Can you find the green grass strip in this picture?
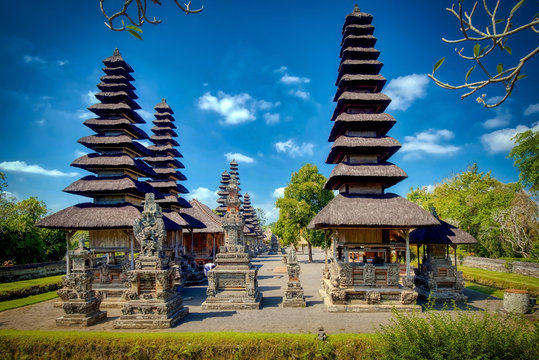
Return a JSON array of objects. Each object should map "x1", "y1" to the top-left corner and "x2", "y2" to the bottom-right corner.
[
  {"x1": 460, "y1": 266, "x2": 539, "y2": 296},
  {"x1": 0, "y1": 275, "x2": 63, "y2": 301},
  {"x1": 464, "y1": 283, "x2": 505, "y2": 299},
  {"x1": 0, "y1": 291, "x2": 58, "y2": 312}
]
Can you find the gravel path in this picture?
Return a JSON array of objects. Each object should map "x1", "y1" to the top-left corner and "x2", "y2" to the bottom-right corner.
[{"x1": 0, "y1": 249, "x2": 502, "y2": 334}]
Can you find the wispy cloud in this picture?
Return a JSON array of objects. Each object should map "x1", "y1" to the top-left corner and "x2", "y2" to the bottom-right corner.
[
  {"x1": 137, "y1": 109, "x2": 154, "y2": 122},
  {"x1": 77, "y1": 110, "x2": 93, "y2": 120},
  {"x1": 385, "y1": 74, "x2": 429, "y2": 111},
  {"x1": 263, "y1": 112, "x2": 280, "y2": 125},
  {"x1": 280, "y1": 74, "x2": 310, "y2": 85},
  {"x1": 224, "y1": 152, "x2": 255, "y2": 163},
  {"x1": 187, "y1": 187, "x2": 218, "y2": 206},
  {"x1": 74, "y1": 150, "x2": 88, "y2": 158},
  {"x1": 482, "y1": 108, "x2": 511, "y2": 129},
  {"x1": 83, "y1": 91, "x2": 98, "y2": 106},
  {"x1": 288, "y1": 89, "x2": 310, "y2": 100},
  {"x1": 401, "y1": 129, "x2": 460, "y2": 159},
  {"x1": 524, "y1": 103, "x2": 539, "y2": 116},
  {"x1": 272, "y1": 187, "x2": 285, "y2": 198},
  {"x1": 274, "y1": 139, "x2": 314, "y2": 157},
  {"x1": 197, "y1": 91, "x2": 279, "y2": 125},
  {"x1": 23, "y1": 55, "x2": 68, "y2": 66},
  {"x1": 480, "y1": 122, "x2": 539, "y2": 154},
  {"x1": 0, "y1": 161, "x2": 78, "y2": 177}
]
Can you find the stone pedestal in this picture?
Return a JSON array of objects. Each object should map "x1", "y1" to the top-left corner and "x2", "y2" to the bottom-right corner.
[
  {"x1": 503, "y1": 289, "x2": 530, "y2": 314},
  {"x1": 56, "y1": 245, "x2": 106, "y2": 326},
  {"x1": 268, "y1": 235, "x2": 280, "y2": 255},
  {"x1": 283, "y1": 247, "x2": 306, "y2": 307},
  {"x1": 202, "y1": 245, "x2": 262, "y2": 310}
]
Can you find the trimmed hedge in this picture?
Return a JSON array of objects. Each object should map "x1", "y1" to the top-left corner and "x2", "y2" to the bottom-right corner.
[
  {"x1": 460, "y1": 266, "x2": 539, "y2": 297},
  {"x1": 0, "y1": 275, "x2": 63, "y2": 301},
  {"x1": 0, "y1": 331, "x2": 378, "y2": 360}
]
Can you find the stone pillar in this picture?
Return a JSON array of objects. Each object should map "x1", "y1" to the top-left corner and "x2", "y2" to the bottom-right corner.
[
  {"x1": 130, "y1": 233, "x2": 135, "y2": 270},
  {"x1": 65, "y1": 232, "x2": 72, "y2": 275},
  {"x1": 283, "y1": 246, "x2": 306, "y2": 307},
  {"x1": 405, "y1": 231, "x2": 411, "y2": 277},
  {"x1": 503, "y1": 289, "x2": 530, "y2": 314}
]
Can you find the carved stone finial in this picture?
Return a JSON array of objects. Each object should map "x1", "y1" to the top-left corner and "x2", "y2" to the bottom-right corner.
[
  {"x1": 133, "y1": 193, "x2": 166, "y2": 258},
  {"x1": 113, "y1": 48, "x2": 120, "y2": 56},
  {"x1": 161, "y1": 98, "x2": 166, "y2": 103},
  {"x1": 353, "y1": 4, "x2": 360, "y2": 13}
]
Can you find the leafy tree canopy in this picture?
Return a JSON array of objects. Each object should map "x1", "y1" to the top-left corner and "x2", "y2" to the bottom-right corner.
[{"x1": 508, "y1": 130, "x2": 539, "y2": 193}]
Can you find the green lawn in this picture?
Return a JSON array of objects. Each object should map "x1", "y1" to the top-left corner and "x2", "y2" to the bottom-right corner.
[
  {"x1": 0, "y1": 291, "x2": 58, "y2": 312},
  {"x1": 464, "y1": 283, "x2": 504, "y2": 299},
  {"x1": 0, "y1": 275, "x2": 63, "y2": 301},
  {"x1": 459, "y1": 265, "x2": 539, "y2": 296}
]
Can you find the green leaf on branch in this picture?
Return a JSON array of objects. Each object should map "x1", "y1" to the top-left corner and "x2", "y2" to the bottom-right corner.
[
  {"x1": 126, "y1": 25, "x2": 142, "y2": 33},
  {"x1": 478, "y1": 45, "x2": 489, "y2": 56},
  {"x1": 495, "y1": 19, "x2": 505, "y2": 24},
  {"x1": 473, "y1": 43, "x2": 480, "y2": 57},
  {"x1": 510, "y1": 0, "x2": 525, "y2": 15},
  {"x1": 497, "y1": 64, "x2": 503, "y2": 74},
  {"x1": 516, "y1": 74, "x2": 528, "y2": 81},
  {"x1": 505, "y1": 46, "x2": 512, "y2": 55},
  {"x1": 433, "y1": 57, "x2": 445, "y2": 73},
  {"x1": 465, "y1": 66, "x2": 476, "y2": 82},
  {"x1": 127, "y1": 29, "x2": 142, "y2": 40},
  {"x1": 121, "y1": 19, "x2": 125, "y2": 26}
]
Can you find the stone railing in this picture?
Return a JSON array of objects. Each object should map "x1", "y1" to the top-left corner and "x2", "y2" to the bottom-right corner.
[
  {"x1": 0, "y1": 261, "x2": 65, "y2": 283},
  {"x1": 459, "y1": 256, "x2": 539, "y2": 278}
]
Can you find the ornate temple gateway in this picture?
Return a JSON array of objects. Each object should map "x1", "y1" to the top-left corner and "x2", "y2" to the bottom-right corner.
[
  {"x1": 308, "y1": 6, "x2": 439, "y2": 312},
  {"x1": 202, "y1": 174, "x2": 262, "y2": 310}
]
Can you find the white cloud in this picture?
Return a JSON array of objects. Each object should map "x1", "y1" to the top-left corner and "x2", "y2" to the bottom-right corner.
[
  {"x1": 280, "y1": 74, "x2": 310, "y2": 85},
  {"x1": 288, "y1": 89, "x2": 310, "y2": 100},
  {"x1": 274, "y1": 66, "x2": 288, "y2": 73},
  {"x1": 224, "y1": 152, "x2": 255, "y2": 164},
  {"x1": 187, "y1": 187, "x2": 219, "y2": 206},
  {"x1": 263, "y1": 112, "x2": 280, "y2": 125},
  {"x1": 385, "y1": 74, "x2": 429, "y2": 111},
  {"x1": 401, "y1": 129, "x2": 460, "y2": 159},
  {"x1": 524, "y1": 103, "x2": 539, "y2": 116},
  {"x1": 83, "y1": 91, "x2": 98, "y2": 106},
  {"x1": 197, "y1": 91, "x2": 278, "y2": 125},
  {"x1": 134, "y1": 140, "x2": 151, "y2": 148},
  {"x1": 274, "y1": 139, "x2": 314, "y2": 157},
  {"x1": 202, "y1": 82, "x2": 209, "y2": 87},
  {"x1": 1, "y1": 191, "x2": 18, "y2": 201},
  {"x1": 137, "y1": 109, "x2": 154, "y2": 122},
  {"x1": 56, "y1": 60, "x2": 69, "y2": 66},
  {"x1": 23, "y1": 55, "x2": 46, "y2": 64},
  {"x1": 480, "y1": 122, "x2": 539, "y2": 154},
  {"x1": 272, "y1": 187, "x2": 285, "y2": 198},
  {"x1": 0, "y1": 161, "x2": 78, "y2": 177},
  {"x1": 77, "y1": 110, "x2": 93, "y2": 120},
  {"x1": 482, "y1": 108, "x2": 511, "y2": 129},
  {"x1": 74, "y1": 150, "x2": 88, "y2": 158},
  {"x1": 35, "y1": 119, "x2": 45, "y2": 125}
]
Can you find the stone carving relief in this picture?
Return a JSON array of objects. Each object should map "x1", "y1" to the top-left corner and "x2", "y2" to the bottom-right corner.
[{"x1": 363, "y1": 264, "x2": 375, "y2": 286}]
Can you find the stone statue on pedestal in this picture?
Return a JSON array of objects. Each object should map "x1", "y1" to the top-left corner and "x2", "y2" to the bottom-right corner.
[{"x1": 283, "y1": 246, "x2": 306, "y2": 307}]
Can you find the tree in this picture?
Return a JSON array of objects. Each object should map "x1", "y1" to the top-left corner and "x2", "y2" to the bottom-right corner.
[
  {"x1": 429, "y1": 0, "x2": 538, "y2": 108},
  {"x1": 407, "y1": 164, "x2": 538, "y2": 259},
  {"x1": 100, "y1": 0, "x2": 203, "y2": 39},
  {"x1": 508, "y1": 130, "x2": 539, "y2": 193},
  {"x1": 255, "y1": 207, "x2": 267, "y2": 227},
  {"x1": 274, "y1": 164, "x2": 334, "y2": 262},
  {"x1": 0, "y1": 172, "x2": 66, "y2": 265}
]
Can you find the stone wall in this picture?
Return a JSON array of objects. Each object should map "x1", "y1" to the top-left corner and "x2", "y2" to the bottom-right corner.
[
  {"x1": 0, "y1": 261, "x2": 65, "y2": 283},
  {"x1": 459, "y1": 256, "x2": 539, "y2": 278}
]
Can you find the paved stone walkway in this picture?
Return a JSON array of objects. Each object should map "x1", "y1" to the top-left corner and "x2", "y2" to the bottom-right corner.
[{"x1": 0, "y1": 249, "x2": 502, "y2": 333}]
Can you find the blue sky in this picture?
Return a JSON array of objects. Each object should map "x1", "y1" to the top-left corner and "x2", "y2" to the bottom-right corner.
[{"x1": 1, "y1": 1, "x2": 538, "y2": 224}]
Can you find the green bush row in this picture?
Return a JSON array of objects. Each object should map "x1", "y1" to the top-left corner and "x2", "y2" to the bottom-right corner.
[
  {"x1": 460, "y1": 266, "x2": 539, "y2": 297},
  {"x1": 0, "y1": 331, "x2": 377, "y2": 360},
  {"x1": 0, "y1": 275, "x2": 63, "y2": 301}
]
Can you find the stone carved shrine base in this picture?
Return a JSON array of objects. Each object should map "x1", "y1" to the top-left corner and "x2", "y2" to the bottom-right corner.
[{"x1": 202, "y1": 246, "x2": 262, "y2": 310}]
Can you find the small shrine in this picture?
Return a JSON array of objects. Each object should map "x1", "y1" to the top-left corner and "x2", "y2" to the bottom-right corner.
[
  {"x1": 114, "y1": 193, "x2": 188, "y2": 329},
  {"x1": 56, "y1": 238, "x2": 107, "y2": 326},
  {"x1": 282, "y1": 247, "x2": 306, "y2": 307},
  {"x1": 410, "y1": 217, "x2": 477, "y2": 301},
  {"x1": 268, "y1": 234, "x2": 280, "y2": 255},
  {"x1": 202, "y1": 174, "x2": 262, "y2": 310},
  {"x1": 308, "y1": 6, "x2": 439, "y2": 312}
]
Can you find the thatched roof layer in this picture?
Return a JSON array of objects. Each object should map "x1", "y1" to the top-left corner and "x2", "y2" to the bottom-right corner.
[
  {"x1": 83, "y1": 119, "x2": 149, "y2": 140},
  {"x1": 410, "y1": 219, "x2": 477, "y2": 245},
  {"x1": 326, "y1": 135, "x2": 401, "y2": 163},
  {"x1": 64, "y1": 175, "x2": 162, "y2": 198},
  {"x1": 71, "y1": 153, "x2": 155, "y2": 177},
  {"x1": 324, "y1": 162, "x2": 407, "y2": 190},
  {"x1": 182, "y1": 199, "x2": 224, "y2": 233},
  {"x1": 102, "y1": 49, "x2": 134, "y2": 72},
  {"x1": 329, "y1": 113, "x2": 395, "y2": 140},
  {"x1": 308, "y1": 193, "x2": 440, "y2": 229}
]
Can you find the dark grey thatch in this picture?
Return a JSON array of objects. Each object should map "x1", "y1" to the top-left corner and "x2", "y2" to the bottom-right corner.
[
  {"x1": 153, "y1": 120, "x2": 176, "y2": 129},
  {"x1": 334, "y1": 74, "x2": 386, "y2": 100},
  {"x1": 71, "y1": 154, "x2": 155, "y2": 177},
  {"x1": 151, "y1": 127, "x2": 177, "y2": 137},
  {"x1": 152, "y1": 168, "x2": 187, "y2": 181},
  {"x1": 143, "y1": 156, "x2": 184, "y2": 169},
  {"x1": 95, "y1": 93, "x2": 140, "y2": 110},
  {"x1": 154, "y1": 99, "x2": 174, "y2": 113},
  {"x1": 148, "y1": 145, "x2": 182, "y2": 158},
  {"x1": 78, "y1": 135, "x2": 151, "y2": 157},
  {"x1": 324, "y1": 162, "x2": 407, "y2": 190},
  {"x1": 83, "y1": 118, "x2": 149, "y2": 140},
  {"x1": 103, "y1": 49, "x2": 134, "y2": 72},
  {"x1": 329, "y1": 113, "x2": 395, "y2": 141},
  {"x1": 332, "y1": 92, "x2": 391, "y2": 119},
  {"x1": 337, "y1": 60, "x2": 383, "y2": 84},
  {"x1": 150, "y1": 135, "x2": 179, "y2": 146},
  {"x1": 340, "y1": 46, "x2": 380, "y2": 61},
  {"x1": 343, "y1": 6, "x2": 372, "y2": 29},
  {"x1": 308, "y1": 193, "x2": 440, "y2": 230},
  {"x1": 410, "y1": 219, "x2": 477, "y2": 245},
  {"x1": 64, "y1": 175, "x2": 162, "y2": 198},
  {"x1": 182, "y1": 199, "x2": 224, "y2": 234},
  {"x1": 326, "y1": 135, "x2": 401, "y2": 163},
  {"x1": 101, "y1": 74, "x2": 134, "y2": 82},
  {"x1": 97, "y1": 81, "x2": 135, "y2": 92},
  {"x1": 343, "y1": 24, "x2": 374, "y2": 37},
  {"x1": 341, "y1": 35, "x2": 377, "y2": 49}
]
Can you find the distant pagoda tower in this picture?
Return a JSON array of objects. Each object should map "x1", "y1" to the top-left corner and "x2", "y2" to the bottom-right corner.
[
  {"x1": 202, "y1": 174, "x2": 262, "y2": 310},
  {"x1": 215, "y1": 170, "x2": 230, "y2": 216},
  {"x1": 229, "y1": 159, "x2": 239, "y2": 180},
  {"x1": 308, "y1": 6, "x2": 439, "y2": 312},
  {"x1": 241, "y1": 193, "x2": 258, "y2": 254},
  {"x1": 145, "y1": 99, "x2": 190, "y2": 212}
]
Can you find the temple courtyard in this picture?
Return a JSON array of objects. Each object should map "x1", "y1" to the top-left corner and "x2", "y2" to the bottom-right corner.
[{"x1": 0, "y1": 249, "x2": 502, "y2": 334}]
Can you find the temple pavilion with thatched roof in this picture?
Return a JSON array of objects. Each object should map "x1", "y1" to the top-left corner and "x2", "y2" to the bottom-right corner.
[
  {"x1": 37, "y1": 49, "x2": 196, "y2": 307},
  {"x1": 308, "y1": 6, "x2": 439, "y2": 312},
  {"x1": 409, "y1": 216, "x2": 477, "y2": 301}
]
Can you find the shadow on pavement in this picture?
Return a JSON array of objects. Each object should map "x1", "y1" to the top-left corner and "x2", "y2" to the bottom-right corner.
[
  {"x1": 262, "y1": 296, "x2": 282, "y2": 308},
  {"x1": 178, "y1": 311, "x2": 237, "y2": 324}
]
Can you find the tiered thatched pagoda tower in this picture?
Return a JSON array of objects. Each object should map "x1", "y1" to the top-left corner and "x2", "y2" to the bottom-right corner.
[
  {"x1": 241, "y1": 193, "x2": 258, "y2": 255},
  {"x1": 37, "y1": 49, "x2": 182, "y2": 308},
  {"x1": 215, "y1": 170, "x2": 230, "y2": 216},
  {"x1": 308, "y1": 6, "x2": 439, "y2": 311}
]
